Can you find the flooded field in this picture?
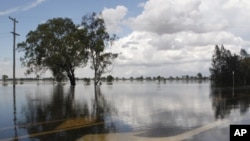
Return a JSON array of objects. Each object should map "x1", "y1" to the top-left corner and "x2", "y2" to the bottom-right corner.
[{"x1": 1, "y1": 80, "x2": 250, "y2": 141}]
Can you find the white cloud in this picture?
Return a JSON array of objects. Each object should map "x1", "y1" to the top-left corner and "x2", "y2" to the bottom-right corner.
[
  {"x1": 0, "y1": 0, "x2": 46, "y2": 16},
  {"x1": 110, "y1": 29, "x2": 250, "y2": 77},
  {"x1": 149, "y1": 31, "x2": 249, "y2": 51},
  {"x1": 0, "y1": 7, "x2": 19, "y2": 16},
  {"x1": 101, "y1": 5, "x2": 128, "y2": 33},
  {"x1": 105, "y1": 0, "x2": 250, "y2": 77},
  {"x1": 129, "y1": 0, "x2": 223, "y2": 34},
  {"x1": 22, "y1": 0, "x2": 46, "y2": 11},
  {"x1": 129, "y1": 0, "x2": 250, "y2": 35}
]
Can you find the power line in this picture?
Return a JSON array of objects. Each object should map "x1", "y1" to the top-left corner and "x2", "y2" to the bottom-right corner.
[{"x1": 9, "y1": 16, "x2": 20, "y2": 87}]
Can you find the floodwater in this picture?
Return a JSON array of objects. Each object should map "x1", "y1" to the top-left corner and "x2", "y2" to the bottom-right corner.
[{"x1": 0, "y1": 80, "x2": 250, "y2": 141}]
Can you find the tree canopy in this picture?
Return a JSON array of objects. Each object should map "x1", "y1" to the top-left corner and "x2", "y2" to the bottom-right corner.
[
  {"x1": 81, "y1": 13, "x2": 118, "y2": 87},
  {"x1": 18, "y1": 13, "x2": 118, "y2": 86},
  {"x1": 210, "y1": 45, "x2": 250, "y2": 86},
  {"x1": 18, "y1": 18, "x2": 88, "y2": 86}
]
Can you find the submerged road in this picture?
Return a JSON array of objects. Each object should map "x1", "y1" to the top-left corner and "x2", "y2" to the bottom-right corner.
[
  {"x1": 77, "y1": 119, "x2": 230, "y2": 141},
  {"x1": 0, "y1": 119, "x2": 229, "y2": 141}
]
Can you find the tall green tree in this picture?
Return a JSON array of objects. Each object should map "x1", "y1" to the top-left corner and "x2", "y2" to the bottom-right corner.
[
  {"x1": 81, "y1": 13, "x2": 118, "y2": 87},
  {"x1": 240, "y1": 49, "x2": 250, "y2": 85},
  {"x1": 210, "y1": 45, "x2": 241, "y2": 86},
  {"x1": 17, "y1": 18, "x2": 88, "y2": 86}
]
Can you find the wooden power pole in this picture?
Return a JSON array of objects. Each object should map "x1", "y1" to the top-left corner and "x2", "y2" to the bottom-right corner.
[{"x1": 9, "y1": 16, "x2": 19, "y2": 87}]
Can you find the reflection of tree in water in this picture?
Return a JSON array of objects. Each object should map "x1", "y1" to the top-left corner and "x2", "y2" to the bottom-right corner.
[
  {"x1": 210, "y1": 86, "x2": 250, "y2": 119},
  {"x1": 92, "y1": 86, "x2": 117, "y2": 133},
  {"x1": 19, "y1": 84, "x2": 116, "y2": 140}
]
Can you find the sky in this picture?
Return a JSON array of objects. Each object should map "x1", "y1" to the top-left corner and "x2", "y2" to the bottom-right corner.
[{"x1": 1, "y1": 0, "x2": 250, "y2": 79}]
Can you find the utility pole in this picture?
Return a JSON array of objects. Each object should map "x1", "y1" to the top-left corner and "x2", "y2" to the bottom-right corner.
[{"x1": 9, "y1": 16, "x2": 20, "y2": 87}]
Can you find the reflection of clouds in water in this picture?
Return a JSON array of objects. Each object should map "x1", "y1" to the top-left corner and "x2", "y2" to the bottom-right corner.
[
  {"x1": 2, "y1": 81, "x2": 250, "y2": 139},
  {"x1": 103, "y1": 81, "x2": 215, "y2": 130}
]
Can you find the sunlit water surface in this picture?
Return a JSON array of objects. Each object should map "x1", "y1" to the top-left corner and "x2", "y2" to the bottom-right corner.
[{"x1": 0, "y1": 80, "x2": 250, "y2": 141}]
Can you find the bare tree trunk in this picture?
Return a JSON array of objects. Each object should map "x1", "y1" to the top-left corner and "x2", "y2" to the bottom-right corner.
[
  {"x1": 67, "y1": 70, "x2": 76, "y2": 86},
  {"x1": 94, "y1": 68, "x2": 99, "y2": 87}
]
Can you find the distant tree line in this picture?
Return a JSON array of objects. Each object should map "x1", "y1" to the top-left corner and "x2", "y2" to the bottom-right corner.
[
  {"x1": 1, "y1": 73, "x2": 208, "y2": 83},
  {"x1": 210, "y1": 45, "x2": 250, "y2": 86},
  {"x1": 113, "y1": 74, "x2": 209, "y2": 81}
]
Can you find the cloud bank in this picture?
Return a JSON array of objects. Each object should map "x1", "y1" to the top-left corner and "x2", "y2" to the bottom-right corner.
[{"x1": 103, "y1": 0, "x2": 250, "y2": 77}]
